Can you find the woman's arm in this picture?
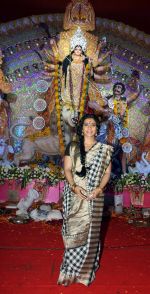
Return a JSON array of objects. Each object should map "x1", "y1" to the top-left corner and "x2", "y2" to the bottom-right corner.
[
  {"x1": 88, "y1": 162, "x2": 112, "y2": 200},
  {"x1": 64, "y1": 155, "x2": 75, "y2": 188},
  {"x1": 64, "y1": 155, "x2": 87, "y2": 200}
]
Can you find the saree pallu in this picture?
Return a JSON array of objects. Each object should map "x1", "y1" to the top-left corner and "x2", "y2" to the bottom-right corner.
[{"x1": 58, "y1": 142, "x2": 113, "y2": 286}]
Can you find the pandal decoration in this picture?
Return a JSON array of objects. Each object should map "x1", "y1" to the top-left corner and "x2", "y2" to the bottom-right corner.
[
  {"x1": 33, "y1": 98, "x2": 47, "y2": 112},
  {"x1": 33, "y1": 116, "x2": 45, "y2": 130},
  {"x1": 122, "y1": 142, "x2": 133, "y2": 153}
]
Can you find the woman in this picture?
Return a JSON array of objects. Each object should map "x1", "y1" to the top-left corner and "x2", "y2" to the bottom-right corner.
[{"x1": 58, "y1": 113, "x2": 113, "y2": 286}]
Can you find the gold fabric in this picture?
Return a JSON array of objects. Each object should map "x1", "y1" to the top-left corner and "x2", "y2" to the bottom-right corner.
[
  {"x1": 61, "y1": 61, "x2": 85, "y2": 110},
  {"x1": 61, "y1": 60, "x2": 103, "y2": 113}
]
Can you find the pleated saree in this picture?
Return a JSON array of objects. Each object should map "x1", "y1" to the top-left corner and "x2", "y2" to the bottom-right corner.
[{"x1": 58, "y1": 142, "x2": 113, "y2": 286}]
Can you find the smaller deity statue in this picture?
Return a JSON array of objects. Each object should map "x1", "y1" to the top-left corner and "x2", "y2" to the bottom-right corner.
[{"x1": 97, "y1": 82, "x2": 133, "y2": 175}]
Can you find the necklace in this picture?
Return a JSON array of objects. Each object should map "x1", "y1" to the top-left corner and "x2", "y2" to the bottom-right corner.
[{"x1": 84, "y1": 141, "x2": 97, "y2": 152}]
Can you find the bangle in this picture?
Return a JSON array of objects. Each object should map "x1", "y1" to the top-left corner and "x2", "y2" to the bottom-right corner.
[{"x1": 70, "y1": 183, "x2": 76, "y2": 192}]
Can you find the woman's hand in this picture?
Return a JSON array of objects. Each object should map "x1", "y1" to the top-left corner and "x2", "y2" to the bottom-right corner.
[
  {"x1": 87, "y1": 187, "x2": 103, "y2": 201},
  {"x1": 74, "y1": 186, "x2": 88, "y2": 200}
]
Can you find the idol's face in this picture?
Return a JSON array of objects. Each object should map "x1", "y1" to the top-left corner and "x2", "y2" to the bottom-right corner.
[
  {"x1": 114, "y1": 84, "x2": 123, "y2": 96},
  {"x1": 74, "y1": 46, "x2": 82, "y2": 56}
]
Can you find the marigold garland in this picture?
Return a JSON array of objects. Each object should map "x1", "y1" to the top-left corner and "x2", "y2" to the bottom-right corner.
[
  {"x1": 79, "y1": 64, "x2": 90, "y2": 119},
  {"x1": 113, "y1": 98, "x2": 128, "y2": 144},
  {"x1": 28, "y1": 127, "x2": 50, "y2": 141},
  {"x1": 54, "y1": 64, "x2": 65, "y2": 155}
]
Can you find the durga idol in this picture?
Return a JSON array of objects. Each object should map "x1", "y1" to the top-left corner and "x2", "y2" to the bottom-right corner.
[{"x1": 44, "y1": 0, "x2": 111, "y2": 154}]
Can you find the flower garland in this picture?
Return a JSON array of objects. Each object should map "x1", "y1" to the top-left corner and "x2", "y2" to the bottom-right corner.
[
  {"x1": 0, "y1": 165, "x2": 65, "y2": 189},
  {"x1": 79, "y1": 63, "x2": 90, "y2": 119},
  {"x1": 114, "y1": 173, "x2": 150, "y2": 193},
  {"x1": 54, "y1": 63, "x2": 65, "y2": 155},
  {"x1": 28, "y1": 127, "x2": 50, "y2": 141}
]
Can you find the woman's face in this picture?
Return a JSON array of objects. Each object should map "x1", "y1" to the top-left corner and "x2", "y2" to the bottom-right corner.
[
  {"x1": 82, "y1": 118, "x2": 97, "y2": 138},
  {"x1": 74, "y1": 46, "x2": 82, "y2": 56}
]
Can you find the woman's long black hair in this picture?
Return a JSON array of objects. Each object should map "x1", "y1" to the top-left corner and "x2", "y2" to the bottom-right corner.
[
  {"x1": 76, "y1": 114, "x2": 100, "y2": 177},
  {"x1": 62, "y1": 45, "x2": 89, "y2": 87}
]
